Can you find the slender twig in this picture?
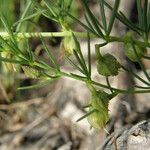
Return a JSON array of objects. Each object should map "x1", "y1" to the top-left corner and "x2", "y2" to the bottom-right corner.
[
  {"x1": 0, "y1": 32, "x2": 150, "y2": 48},
  {"x1": 106, "y1": 77, "x2": 113, "y2": 93},
  {"x1": 121, "y1": 65, "x2": 150, "y2": 86}
]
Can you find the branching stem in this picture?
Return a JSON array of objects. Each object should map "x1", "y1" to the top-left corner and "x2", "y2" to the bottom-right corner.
[{"x1": 0, "y1": 31, "x2": 150, "y2": 48}]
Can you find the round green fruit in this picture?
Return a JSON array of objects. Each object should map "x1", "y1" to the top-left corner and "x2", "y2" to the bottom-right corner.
[
  {"x1": 62, "y1": 35, "x2": 78, "y2": 56},
  {"x1": 124, "y1": 43, "x2": 146, "y2": 62},
  {"x1": 87, "y1": 107, "x2": 109, "y2": 129}
]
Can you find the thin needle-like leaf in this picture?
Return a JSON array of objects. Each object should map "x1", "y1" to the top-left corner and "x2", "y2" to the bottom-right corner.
[
  {"x1": 121, "y1": 65, "x2": 150, "y2": 86},
  {"x1": 118, "y1": 14, "x2": 141, "y2": 34},
  {"x1": 32, "y1": 0, "x2": 59, "y2": 22},
  {"x1": 42, "y1": 0, "x2": 98, "y2": 36},
  {"x1": 143, "y1": 0, "x2": 148, "y2": 38},
  {"x1": 0, "y1": 36, "x2": 28, "y2": 61},
  {"x1": 84, "y1": 14, "x2": 100, "y2": 37},
  {"x1": 67, "y1": 0, "x2": 73, "y2": 11},
  {"x1": 104, "y1": 1, "x2": 141, "y2": 34},
  {"x1": 99, "y1": 0, "x2": 107, "y2": 33},
  {"x1": 0, "y1": 13, "x2": 16, "y2": 44},
  {"x1": 135, "y1": 85, "x2": 150, "y2": 89},
  {"x1": 0, "y1": 56, "x2": 27, "y2": 65},
  {"x1": 76, "y1": 109, "x2": 96, "y2": 122},
  {"x1": 40, "y1": 36, "x2": 60, "y2": 71},
  {"x1": 137, "y1": 0, "x2": 143, "y2": 29},
  {"x1": 147, "y1": 4, "x2": 150, "y2": 31},
  {"x1": 107, "y1": 0, "x2": 120, "y2": 35},
  {"x1": 18, "y1": 79, "x2": 56, "y2": 90},
  {"x1": 59, "y1": 0, "x2": 64, "y2": 9},
  {"x1": 73, "y1": 50, "x2": 88, "y2": 76},
  {"x1": 16, "y1": 0, "x2": 33, "y2": 32},
  {"x1": 13, "y1": 10, "x2": 45, "y2": 27},
  {"x1": 70, "y1": 73, "x2": 87, "y2": 80},
  {"x1": 72, "y1": 33, "x2": 89, "y2": 75},
  {"x1": 87, "y1": 32, "x2": 91, "y2": 78},
  {"x1": 143, "y1": 55, "x2": 150, "y2": 60},
  {"x1": 43, "y1": 0, "x2": 58, "y2": 18},
  {"x1": 81, "y1": 0, "x2": 104, "y2": 38},
  {"x1": 66, "y1": 57, "x2": 85, "y2": 74},
  {"x1": 82, "y1": 104, "x2": 91, "y2": 109},
  {"x1": 67, "y1": 11, "x2": 99, "y2": 36}
]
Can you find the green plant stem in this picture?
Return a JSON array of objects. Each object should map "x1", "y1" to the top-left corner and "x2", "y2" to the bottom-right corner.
[
  {"x1": 16, "y1": 0, "x2": 33, "y2": 32},
  {"x1": 121, "y1": 65, "x2": 150, "y2": 86},
  {"x1": 58, "y1": 71, "x2": 150, "y2": 94},
  {"x1": 1, "y1": 53, "x2": 150, "y2": 94},
  {"x1": 91, "y1": 80, "x2": 150, "y2": 94},
  {"x1": 1, "y1": 31, "x2": 150, "y2": 48},
  {"x1": 135, "y1": 85, "x2": 150, "y2": 89},
  {"x1": 106, "y1": 77, "x2": 113, "y2": 93}
]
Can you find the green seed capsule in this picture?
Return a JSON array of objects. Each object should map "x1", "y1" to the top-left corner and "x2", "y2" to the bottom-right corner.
[
  {"x1": 87, "y1": 90, "x2": 110, "y2": 128},
  {"x1": 97, "y1": 91, "x2": 110, "y2": 109},
  {"x1": 22, "y1": 66, "x2": 41, "y2": 79},
  {"x1": 96, "y1": 52, "x2": 120, "y2": 76},
  {"x1": 79, "y1": 83, "x2": 118, "y2": 129},
  {"x1": 87, "y1": 105, "x2": 109, "y2": 129},
  {"x1": 62, "y1": 35, "x2": 78, "y2": 56},
  {"x1": 124, "y1": 43, "x2": 146, "y2": 62},
  {"x1": 91, "y1": 91, "x2": 109, "y2": 110}
]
